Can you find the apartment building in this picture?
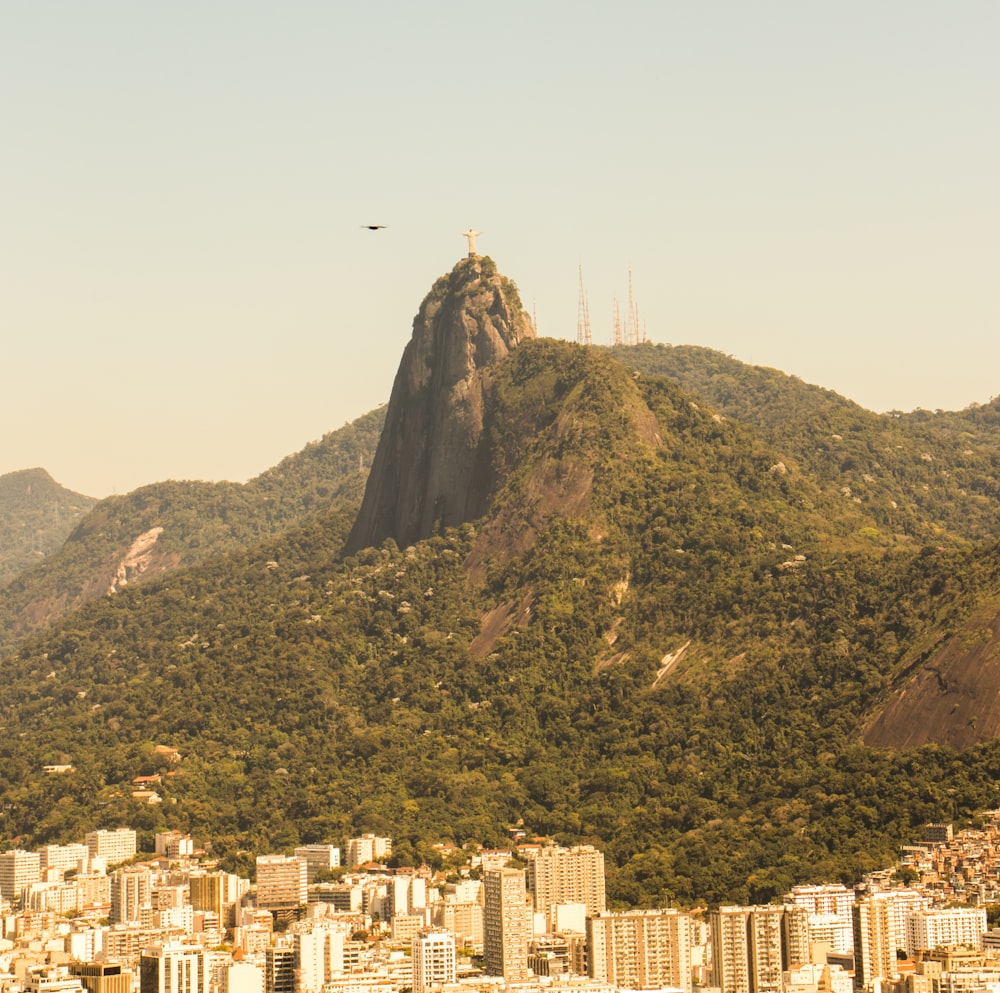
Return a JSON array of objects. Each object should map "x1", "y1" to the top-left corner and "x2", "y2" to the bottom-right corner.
[
  {"x1": 588, "y1": 908, "x2": 693, "y2": 993},
  {"x1": 483, "y1": 867, "x2": 530, "y2": 980},
  {"x1": 524, "y1": 844, "x2": 606, "y2": 926},
  {"x1": 255, "y1": 856, "x2": 307, "y2": 912},
  {"x1": 85, "y1": 830, "x2": 137, "y2": 867},
  {"x1": 139, "y1": 943, "x2": 208, "y2": 993},
  {"x1": 412, "y1": 928, "x2": 457, "y2": 993}
]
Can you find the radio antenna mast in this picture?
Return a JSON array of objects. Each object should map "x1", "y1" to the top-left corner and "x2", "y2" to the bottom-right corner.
[
  {"x1": 576, "y1": 266, "x2": 592, "y2": 345},
  {"x1": 627, "y1": 269, "x2": 640, "y2": 346}
]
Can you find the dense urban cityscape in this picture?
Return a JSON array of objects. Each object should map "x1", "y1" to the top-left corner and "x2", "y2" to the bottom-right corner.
[{"x1": 4, "y1": 812, "x2": 1000, "y2": 993}]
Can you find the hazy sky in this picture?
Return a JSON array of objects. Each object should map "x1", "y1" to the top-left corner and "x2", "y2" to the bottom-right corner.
[{"x1": 4, "y1": 1, "x2": 998, "y2": 498}]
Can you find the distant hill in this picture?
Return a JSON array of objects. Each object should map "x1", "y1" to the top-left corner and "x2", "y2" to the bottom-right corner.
[
  {"x1": 0, "y1": 409, "x2": 384, "y2": 654},
  {"x1": 0, "y1": 469, "x2": 96, "y2": 586},
  {"x1": 3, "y1": 260, "x2": 1000, "y2": 908}
]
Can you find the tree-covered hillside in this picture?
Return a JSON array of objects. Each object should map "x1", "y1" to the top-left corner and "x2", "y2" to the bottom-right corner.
[
  {"x1": 0, "y1": 468, "x2": 96, "y2": 585},
  {"x1": 4, "y1": 340, "x2": 1000, "y2": 908},
  {"x1": 613, "y1": 343, "x2": 1000, "y2": 544},
  {"x1": 0, "y1": 408, "x2": 385, "y2": 654}
]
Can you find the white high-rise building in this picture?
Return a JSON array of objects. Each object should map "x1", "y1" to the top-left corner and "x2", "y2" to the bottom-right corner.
[
  {"x1": 327, "y1": 928, "x2": 346, "y2": 975},
  {"x1": 139, "y1": 943, "x2": 208, "y2": 993},
  {"x1": 786, "y1": 884, "x2": 855, "y2": 919},
  {"x1": 345, "y1": 835, "x2": 392, "y2": 869},
  {"x1": 0, "y1": 849, "x2": 42, "y2": 902},
  {"x1": 785, "y1": 884, "x2": 855, "y2": 954},
  {"x1": 588, "y1": 908, "x2": 693, "y2": 993},
  {"x1": 873, "y1": 889, "x2": 928, "y2": 955},
  {"x1": 412, "y1": 929, "x2": 457, "y2": 993},
  {"x1": 390, "y1": 875, "x2": 412, "y2": 919},
  {"x1": 552, "y1": 902, "x2": 587, "y2": 935},
  {"x1": 86, "y1": 829, "x2": 137, "y2": 867},
  {"x1": 38, "y1": 844, "x2": 90, "y2": 879},
  {"x1": 294, "y1": 930, "x2": 328, "y2": 993},
  {"x1": 905, "y1": 907, "x2": 987, "y2": 957},
  {"x1": 524, "y1": 845, "x2": 606, "y2": 925},
  {"x1": 293, "y1": 845, "x2": 341, "y2": 883},
  {"x1": 411, "y1": 876, "x2": 427, "y2": 911},
  {"x1": 154, "y1": 832, "x2": 193, "y2": 859},
  {"x1": 220, "y1": 963, "x2": 262, "y2": 993},
  {"x1": 389, "y1": 873, "x2": 428, "y2": 919},
  {"x1": 110, "y1": 866, "x2": 153, "y2": 924}
]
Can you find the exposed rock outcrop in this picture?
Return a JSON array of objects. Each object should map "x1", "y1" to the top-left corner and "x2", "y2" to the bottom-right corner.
[
  {"x1": 344, "y1": 256, "x2": 534, "y2": 554},
  {"x1": 107, "y1": 526, "x2": 165, "y2": 594},
  {"x1": 862, "y1": 601, "x2": 1000, "y2": 748}
]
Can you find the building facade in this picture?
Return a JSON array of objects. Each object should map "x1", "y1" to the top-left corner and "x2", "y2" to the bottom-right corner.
[
  {"x1": 710, "y1": 905, "x2": 802, "y2": 993},
  {"x1": 110, "y1": 866, "x2": 153, "y2": 925},
  {"x1": 85, "y1": 830, "x2": 137, "y2": 867},
  {"x1": 293, "y1": 845, "x2": 341, "y2": 883},
  {"x1": 0, "y1": 849, "x2": 42, "y2": 903},
  {"x1": 139, "y1": 943, "x2": 208, "y2": 993},
  {"x1": 71, "y1": 962, "x2": 135, "y2": 993},
  {"x1": 524, "y1": 845, "x2": 606, "y2": 928},
  {"x1": 483, "y1": 868, "x2": 530, "y2": 981},
  {"x1": 588, "y1": 908, "x2": 693, "y2": 993},
  {"x1": 852, "y1": 897, "x2": 898, "y2": 991},
  {"x1": 785, "y1": 884, "x2": 855, "y2": 954},
  {"x1": 412, "y1": 929, "x2": 457, "y2": 993},
  {"x1": 255, "y1": 856, "x2": 307, "y2": 913},
  {"x1": 345, "y1": 835, "x2": 392, "y2": 869},
  {"x1": 906, "y1": 907, "x2": 987, "y2": 957},
  {"x1": 263, "y1": 945, "x2": 295, "y2": 993}
]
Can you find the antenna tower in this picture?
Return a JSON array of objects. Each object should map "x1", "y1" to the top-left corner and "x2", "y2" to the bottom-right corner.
[
  {"x1": 627, "y1": 269, "x2": 640, "y2": 346},
  {"x1": 612, "y1": 297, "x2": 623, "y2": 346},
  {"x1": 576, "y1": 266, "x2": 592, "y2": 345}
]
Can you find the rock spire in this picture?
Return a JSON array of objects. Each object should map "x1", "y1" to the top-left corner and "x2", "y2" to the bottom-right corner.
[{"x1": 344, "y1": 256, "x2": 535, "y2": 554}]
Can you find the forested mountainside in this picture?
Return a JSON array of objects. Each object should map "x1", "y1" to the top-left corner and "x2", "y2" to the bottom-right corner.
[
  {"x1": 613, "y1": 343, "x2": 1000, "y2": 544},
  {"x1": 0, "y1": 408, "x2": 385, "y2": 654},
  {"x1": 0, "y1": 468, "x2": 96, "y2": 585},
  {"x1": 4, "y1": 330, "x2": 1000, "y2": 908}
]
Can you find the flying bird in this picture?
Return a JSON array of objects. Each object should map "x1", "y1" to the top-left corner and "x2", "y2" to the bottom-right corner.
[{"x1": 361, "y1": 224, "x2": 386, "y2": 230}]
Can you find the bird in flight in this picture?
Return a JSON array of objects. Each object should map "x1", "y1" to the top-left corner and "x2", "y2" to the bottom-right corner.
[{"x1": 361, "y1": 224, "x2": 386, "y2": 230}]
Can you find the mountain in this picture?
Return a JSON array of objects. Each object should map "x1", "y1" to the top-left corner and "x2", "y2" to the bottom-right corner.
[
  {"x1": 0, "y1": 409, "x2": 384, "y2": 654},
  {"x1": 3, "y1": 257, "x2": 1000, "y2": 907},
  {"x1": 0, "y1": 468, "x2": 97, "y2": 586}
]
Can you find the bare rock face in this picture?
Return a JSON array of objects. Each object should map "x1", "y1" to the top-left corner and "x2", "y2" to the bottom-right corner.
[
  {"x1": 862, "y1": 601, "x2": 1000, "y2": 749},
  {"x1": 344, "y1": 256, "x2": 535, "y2": 554}
]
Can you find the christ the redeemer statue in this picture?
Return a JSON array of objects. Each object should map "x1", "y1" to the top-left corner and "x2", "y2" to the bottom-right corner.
[{"x1": 461, "y1": 229, "x2": 481, "y2": 257}]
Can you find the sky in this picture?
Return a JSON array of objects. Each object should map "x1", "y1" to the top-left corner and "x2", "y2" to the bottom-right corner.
[{"x1": 3, "y1": 1, "x2": 998, "y2": 498}]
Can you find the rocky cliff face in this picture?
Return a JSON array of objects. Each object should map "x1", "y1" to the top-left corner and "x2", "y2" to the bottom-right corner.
[
  {"x1": 344, "y1": 256, "x2": 535, "y2": 554},
  {"x1": 862, "y1": 599, "x2": 1000, "y2": 749}
]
